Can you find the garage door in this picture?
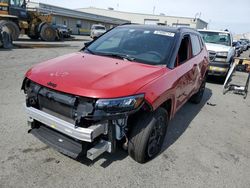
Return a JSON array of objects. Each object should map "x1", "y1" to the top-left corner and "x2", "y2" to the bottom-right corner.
[{"x1": 144, "y1": 19, "x2": 159, "y2": 25}]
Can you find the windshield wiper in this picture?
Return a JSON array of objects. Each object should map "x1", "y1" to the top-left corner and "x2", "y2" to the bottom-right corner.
[
  {"x1": 85, "y1": 48, "x2": 95, "y2": 55},
  {"x1": 100, "y1": 53, "x2": 136, "y2": 61},
  {"x1": 207, "y1": 41, "x2": 217, "y2": 44}
]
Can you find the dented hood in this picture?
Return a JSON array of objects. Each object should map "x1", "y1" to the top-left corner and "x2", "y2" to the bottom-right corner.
[
  {"x1": 26, "y1": 52, "x2": 166, "y2": 98},
  {"x1": 205, "y1": 42, "x2": 231, "y2": 52}
]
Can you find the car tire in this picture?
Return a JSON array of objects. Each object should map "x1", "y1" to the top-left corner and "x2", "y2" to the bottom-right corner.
[
  {"x1": 128, "y1": 107, "x2": 168, "y2": 163},
  {"x1": 190, "y1": 77, "x2": 206, "y2": 104},
  {"x1": 0, "y1": 20, "x2": 20, "y2": 41},
  {"x1": 40, "y1": 24, "x2": 56, "y2": 41}
]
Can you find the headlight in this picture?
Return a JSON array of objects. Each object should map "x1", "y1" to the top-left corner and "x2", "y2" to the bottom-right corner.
[
  {"x1": 217, "y1": 52, "x2": 228, "y2": 57},
  {"x1": 95, "y1": 94, "x2": 144, "y2": 113}
]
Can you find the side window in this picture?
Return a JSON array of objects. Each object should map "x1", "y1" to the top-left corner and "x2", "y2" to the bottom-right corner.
[
  {"x1": 191, "y1": 34, "x2": 202, "y2": 56},
  {"x1": 199, "y1": 36, "x2": 205, "y2": 48},
  {"x1": 10, "y1": 0, "x2": 23, "y2": 6},
  {"x1": 175, "y1": 34, "x2": 192, "y2": 66}
]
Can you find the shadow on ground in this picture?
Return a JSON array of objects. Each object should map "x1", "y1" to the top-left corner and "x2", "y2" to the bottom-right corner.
[
  {"x1": 0, "y1": 48, "x2": 12, "y2": 51},
  {"x1": 77, "y1": 149, "x2": 128, "y2": 168},
  {"x1": 206, "y1": 75, "x2": 225, "y2": 85},
  {"x1": 16, "y1": 36, "x2": 90, "y2": 42},
  {"x1": 13, "y1": 43, "x2": 73, "y2": 49},
  {"x1": 162, "y1": 88, "x2": 212, "y2": 150}
]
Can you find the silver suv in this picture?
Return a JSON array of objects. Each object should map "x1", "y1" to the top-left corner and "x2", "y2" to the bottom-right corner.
[{"x1": 198, "y1": 29, "x2": 235, "y2": 77}]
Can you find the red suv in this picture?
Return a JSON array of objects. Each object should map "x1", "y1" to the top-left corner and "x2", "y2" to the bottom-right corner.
[{"x1": 22, "y1": 25, "x2": 209, "y2": 163}]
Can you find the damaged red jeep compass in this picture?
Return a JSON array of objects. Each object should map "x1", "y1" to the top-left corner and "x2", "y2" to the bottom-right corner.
[{"x1": 22, "y1": 25, "x2": 209, "y2": 163}]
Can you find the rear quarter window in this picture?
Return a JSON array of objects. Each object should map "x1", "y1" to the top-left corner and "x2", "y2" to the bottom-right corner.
[
  {"x1": 199, "y1": 36, "x2": 205, "y2": 48},
  {"x1": 191, "y1": 34, "x2": 202, "y2": 56}
]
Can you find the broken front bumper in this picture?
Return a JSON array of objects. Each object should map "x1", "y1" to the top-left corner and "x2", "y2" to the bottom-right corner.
[
  {"x1": 208, "y1": 62, "x2": 230, "y2": 76},
  {"x1": 25, "y1": 105, "x2": 108, "y2": 142}
]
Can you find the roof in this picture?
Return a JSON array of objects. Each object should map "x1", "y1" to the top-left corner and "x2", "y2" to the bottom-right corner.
[
  {"x1": 78, "y1": 7, "x2": 208, "y2": 23},
  {"x1": 28, "y1": 2, "x2": 130, "y2": 25},
  {"x1": 118, "y1": 24, "x2": 200, "y2": 35},
  {"x1": 198, "y1": 29, "x2": 231, "y2": 34}
]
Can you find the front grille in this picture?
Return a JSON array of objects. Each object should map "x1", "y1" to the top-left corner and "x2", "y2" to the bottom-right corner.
[
  {"x1": 26, "y1": 81, "x2": 95, "y2": 127},
  {"x1": 38, "y1": 87, "x2": 77, "y2": 119},
  {"x1": 208, "y1": 51, "x2": 216, "y2": 61},
  {"x1": 209, "y1": 51, "x2": 228, "y2": 63},
  {"x1": 214, "y1": 57, "x2": 227, "y2": 62}
]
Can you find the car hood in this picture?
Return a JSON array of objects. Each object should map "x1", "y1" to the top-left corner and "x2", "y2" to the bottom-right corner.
[
  {"x1": 205, "y1": 42, "x2": 231, "y2": 52},
  {"x1": 26, "y1": 52, "x2": 166, "y2": 98},
  {"x1": 94, "y1": 30, "x2": 106, "y2": 33}
]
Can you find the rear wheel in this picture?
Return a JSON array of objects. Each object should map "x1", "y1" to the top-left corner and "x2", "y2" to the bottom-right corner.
[
  {"x1": 27, "y1": 25, "x2": 40, "y2": 40},
  {"x1": 0, "y1": 20, "x2": 20, "y2": 41},
  {"x1": 40, "y1": 24, "x2": 56, "y2": 41},
  {"x1": 0, "y1": 26, "x2": 13, "y2": 49},
  {"x1": 128, "y1": 108, "x2": 168, "y2": 163}
]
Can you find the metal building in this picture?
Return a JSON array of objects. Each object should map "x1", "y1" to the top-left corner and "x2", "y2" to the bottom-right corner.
[
  {"x1": 77, "y1": 7, "x2": 208, "y2": 29},
  {"x1": 27, "y1": 2, "x2": 208, "y2": 35},
  {"x1": 27, "y1": 2, "x2": 130, "y2": 35}
]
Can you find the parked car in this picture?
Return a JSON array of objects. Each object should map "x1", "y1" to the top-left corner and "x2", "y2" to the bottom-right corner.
[
  {"x1": 52, "y1": 24, "x2": 71, "y2": 38},
  {"x1": 237, "y1": 41, "x2": 244, "y2": 53},
  {"x1": 198, "y1": 29, "x2": 235, "y2": 77},
  {"x1": 22, "y1": 25, "x2": 209, "y2": 163},
  {"x1": 232, "y1": 41, "x2": 241, "y2": 57},
  {"x1": 90, "y1": 24, "x2": 106, "y2": 39},
  {"x1": 238, "y1": 40, "x2": 248, "y2": 51},
  {"x1": 240, "y1": 38, "x2": 250, "y2": 49}
]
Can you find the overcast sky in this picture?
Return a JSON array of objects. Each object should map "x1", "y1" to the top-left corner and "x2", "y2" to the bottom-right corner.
[{"x1": 32, "y1": 0, "x2": 250, "y2": 34}]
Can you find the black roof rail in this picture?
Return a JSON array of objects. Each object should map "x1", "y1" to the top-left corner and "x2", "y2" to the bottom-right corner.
[
  {"x1": 178, "y1": 27, "x2": 196, "y2": 30},
  {"x1": 119, "y1": 22, "x2": 137, "y2": 26},
  {"x1": 177, "y1": 27, "x2": 198, "y2": 33}
]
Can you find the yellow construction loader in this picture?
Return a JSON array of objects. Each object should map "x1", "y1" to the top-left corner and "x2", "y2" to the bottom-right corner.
[{"x1": 0, "y1": 0, "x2": 58, "y2": 41}]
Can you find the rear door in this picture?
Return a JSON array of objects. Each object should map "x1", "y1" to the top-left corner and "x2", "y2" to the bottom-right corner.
[
  {"x1": 174, "y1": 34, "x2": 195, "y2": 110},
  {"x1": 189, "y1": 34, "x2": 204, "y2": 92}
]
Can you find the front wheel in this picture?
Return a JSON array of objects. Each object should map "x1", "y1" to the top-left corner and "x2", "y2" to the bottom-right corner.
[
  {"x1": 0, "y1": 20, "x2": 20, "y2": 41},
  {"x1": 40, "y1": 24, "x2": 56, "y2": 41},
  {"x1": 128, "y1": 108, "x2": 168, "y2": 163}
]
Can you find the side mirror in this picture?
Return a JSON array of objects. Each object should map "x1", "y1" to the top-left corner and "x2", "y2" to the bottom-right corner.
[{"x1": 81, "y1": 41, "x2": 92, "y2": 51}]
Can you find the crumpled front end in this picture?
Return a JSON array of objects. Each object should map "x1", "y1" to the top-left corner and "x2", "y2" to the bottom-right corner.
[{"x1": 22, "y1": 78, "x2": 145, "y2": 160}]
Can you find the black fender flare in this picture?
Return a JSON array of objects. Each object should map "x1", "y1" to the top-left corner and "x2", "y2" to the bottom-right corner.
[{"x1": 37, "y1": 22, "x2": 47, "y2": 33}]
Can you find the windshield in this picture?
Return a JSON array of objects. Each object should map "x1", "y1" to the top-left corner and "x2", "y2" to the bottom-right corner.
[
  {"x1": 0, "y1": 0, "x2": 9, "y2": 3},
  {"x1": 10, "y1": 0, "x2": 25, "y2": 7},
  {"x1": 93, "y1": 26, "x2": 106, "y2": 30},
  {"x1": 85, "y1": 27, "x2": 175, "y2": 65},
  {"x1": 199, "y1": 31, "x2": 231, "y2": 46}
]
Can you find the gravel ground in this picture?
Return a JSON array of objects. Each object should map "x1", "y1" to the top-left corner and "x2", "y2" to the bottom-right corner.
[{"x1": 0, "y1": 37, "x2": 250, "y2": 188}]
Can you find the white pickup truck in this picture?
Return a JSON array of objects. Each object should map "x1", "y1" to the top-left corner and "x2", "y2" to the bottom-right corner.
[{"x1": 198, "y1": 29, "x2": 235, "y2": 77}]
